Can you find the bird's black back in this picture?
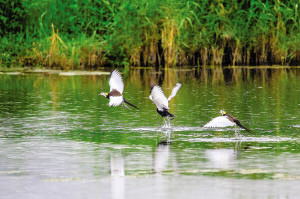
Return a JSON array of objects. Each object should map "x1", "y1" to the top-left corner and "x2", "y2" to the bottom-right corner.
[{"x1": 156, "y1": 108, "x2": 175, "y2": 120}]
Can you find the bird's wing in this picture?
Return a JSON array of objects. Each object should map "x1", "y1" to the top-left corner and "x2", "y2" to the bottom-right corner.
[
  {"x1": 203, "y1": 116, "x2": 235, "y2": 128},
  {"x1": 167, "y1": 83, "x2": 182, "y2": 101},
  {"x1": 149, "y1": 85, "x2": 169, "y2": 111},
  {"x1": 109, "y1": 70, "x2": 124, "y2": 94},
  {"x1": 109, "y1": 96, "x2": 123, "y2": 107}
]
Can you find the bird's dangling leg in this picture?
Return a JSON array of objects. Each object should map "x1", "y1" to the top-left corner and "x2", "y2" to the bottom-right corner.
[
  {"x1": 162, "y1": 128, "x2": 172, "y2": 140},
  {"x1": 167, "y1": 117, "x2": 171, "y2": 128},
  {"x1": 235, "y1": 140, "x2": 242, "y2": 151},
  {"x1": 161, "y1": 118, "x2": 165, "y2": 128},
  {"x1": 122, "y1": 102, "x2": 130, "y2": 109},
  {"x1": 162, "y1": 117, "x2": 170, "y2": 129},
  {"x1": 163, "y1": 118, "x2": 168, "y2": 128},
  {"x1": 234, "y1": 125, "x2": 242, "y2": 139}
]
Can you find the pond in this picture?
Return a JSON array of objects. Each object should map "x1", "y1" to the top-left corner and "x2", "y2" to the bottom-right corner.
[{"x1": 0, "y1": 67, "x2": 300, "y2": 199}]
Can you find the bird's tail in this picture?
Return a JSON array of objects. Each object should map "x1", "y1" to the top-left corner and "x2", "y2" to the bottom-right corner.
[
  {"x1": 235, "y1": 121, "x2": 252, "y2": 133},
  {"x1": 123, "y1": 98, "x2": 140, "y2": 109}
]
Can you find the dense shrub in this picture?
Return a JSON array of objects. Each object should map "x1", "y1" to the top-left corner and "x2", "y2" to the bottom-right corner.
[{"x1": 1, "y1": 0, "x2": 300, "y2": 68}]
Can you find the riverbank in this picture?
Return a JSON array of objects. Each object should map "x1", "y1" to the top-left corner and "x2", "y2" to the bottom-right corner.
[
  {"x1": 1, "y1": 65, "x2": 300, "y2": 77},
  {"x1": 1, "y1": 0, "x2": 300, "y2": 69},
  {"x1": 0, "y1": 67, "x2": 110, "y2": 75}
]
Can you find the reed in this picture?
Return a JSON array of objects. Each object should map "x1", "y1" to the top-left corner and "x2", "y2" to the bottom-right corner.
[{"x1": 1, "y1": 0, "x2": 300, "y2": 69}]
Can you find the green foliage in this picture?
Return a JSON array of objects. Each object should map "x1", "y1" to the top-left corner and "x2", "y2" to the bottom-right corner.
[
  {"x1": 0, "y1": 0, "x2": 26, "y2": 36},
  {"x1": 1, "y1": 0, "x2": 300, "y2": 68}
]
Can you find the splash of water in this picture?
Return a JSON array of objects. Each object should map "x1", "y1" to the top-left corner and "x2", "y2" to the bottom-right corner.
[{"x1": 161, "y1": 118, "x2": 172, "y2": 130}]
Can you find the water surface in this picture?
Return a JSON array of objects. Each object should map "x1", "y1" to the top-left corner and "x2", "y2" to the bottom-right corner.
[{"x1": 0, "y1": 67, "x2": 300, "y2": 198}]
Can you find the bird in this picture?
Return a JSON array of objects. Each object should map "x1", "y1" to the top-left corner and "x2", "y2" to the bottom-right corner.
[
  {"x1": 203, "y1": 110, "x2": 251, "y2": 133},
  {"x1": 149, "y1": 83, "x2": 182, "y2": 120},
  {"x1": 99, "y1": 69, "x2": 139, "y2": 109}
]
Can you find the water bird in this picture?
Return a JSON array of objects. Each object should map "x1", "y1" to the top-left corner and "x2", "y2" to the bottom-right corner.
[
  {"x1": 204, "y1": 110, "x2": 251, "y2": 133},
  {"x1": 99, "y1": 69, "x2": 139, "y2": 109},
  {"x1": 149, "y1": 83, "x2": 182, "y2": 120}
]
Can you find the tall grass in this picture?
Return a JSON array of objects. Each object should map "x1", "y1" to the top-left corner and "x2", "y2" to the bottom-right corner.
[{"x1": 1, "y1": 0, "x2": 300, "y2": 69}]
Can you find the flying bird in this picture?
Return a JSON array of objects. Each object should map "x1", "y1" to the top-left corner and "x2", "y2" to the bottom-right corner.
[
  {"x1": 99, "y1": 70, "x2": 139, "y2": 109},
  {"x1": 149, "y1": 83, "x2": 182, "y2": 120},
  {"x1": 204, "y1": 110, "x2": 251, "y2": 132}
]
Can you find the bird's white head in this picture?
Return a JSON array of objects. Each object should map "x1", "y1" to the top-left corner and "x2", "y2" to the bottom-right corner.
[
  {"x1": 220, "y1": 110, "x2": 226, "y2": 115},
  {"x1": 99, "y1": 92, "x2": 108, "y2": 97}
]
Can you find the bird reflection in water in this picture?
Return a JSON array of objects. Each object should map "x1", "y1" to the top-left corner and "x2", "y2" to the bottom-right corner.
[
  {"x1": 205, "y1": 141, "x2": 250, "y2": 169},
  {"x1": 110, "y1": 154, "x2": 125, "y2": 199},
  {"x1": 153, "y1": 129, "x2": 173, "y2": 175}
]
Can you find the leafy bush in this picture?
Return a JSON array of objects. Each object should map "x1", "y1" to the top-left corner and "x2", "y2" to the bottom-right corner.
[{"x1": 1, "y1": 0, "x2": 300, "y2": 68}]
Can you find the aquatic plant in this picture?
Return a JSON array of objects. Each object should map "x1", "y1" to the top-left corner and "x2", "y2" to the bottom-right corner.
[{"x1": 1, "y1": 0, "x2": 300, "y2": 68}]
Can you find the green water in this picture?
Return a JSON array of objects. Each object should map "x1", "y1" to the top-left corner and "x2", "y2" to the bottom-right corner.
[{"x1": 0, "y1": 68, "x2": 300, "y2": 198}]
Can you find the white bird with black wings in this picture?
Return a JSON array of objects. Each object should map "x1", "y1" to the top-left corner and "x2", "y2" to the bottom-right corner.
[
  {"x1": 149, "y1": 83, "x2": 182, "y2": 120},
  {"x1": 99, "y1": 70, "x2": 139, "y2": 109}
]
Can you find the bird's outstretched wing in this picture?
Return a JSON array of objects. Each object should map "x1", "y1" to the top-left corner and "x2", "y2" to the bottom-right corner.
[
  {"x1": 109, "y1": 70, "x2": 124, "y2": 94},
  {"x1": 109, "y1": 96, "x2": 123, "y2": 107},
  {"x1": 149, "y1": 85, "x2": 169, "y2": 111},
  {"x1": 203, "y1": 116, "x2": 235, "y2": 128},
  {"x1": 167, "y1": 83, "x2": 182, "y2": 101}
]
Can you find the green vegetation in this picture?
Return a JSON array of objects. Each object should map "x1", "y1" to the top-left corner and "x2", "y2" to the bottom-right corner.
[{"x1": 1, "y1": 0, "x2": 300, "y2": 69}]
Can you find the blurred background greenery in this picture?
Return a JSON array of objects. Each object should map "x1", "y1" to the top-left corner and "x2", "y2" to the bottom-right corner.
[{"x1": 1, "y1": 0, "x2": 300, "y2": 69}]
